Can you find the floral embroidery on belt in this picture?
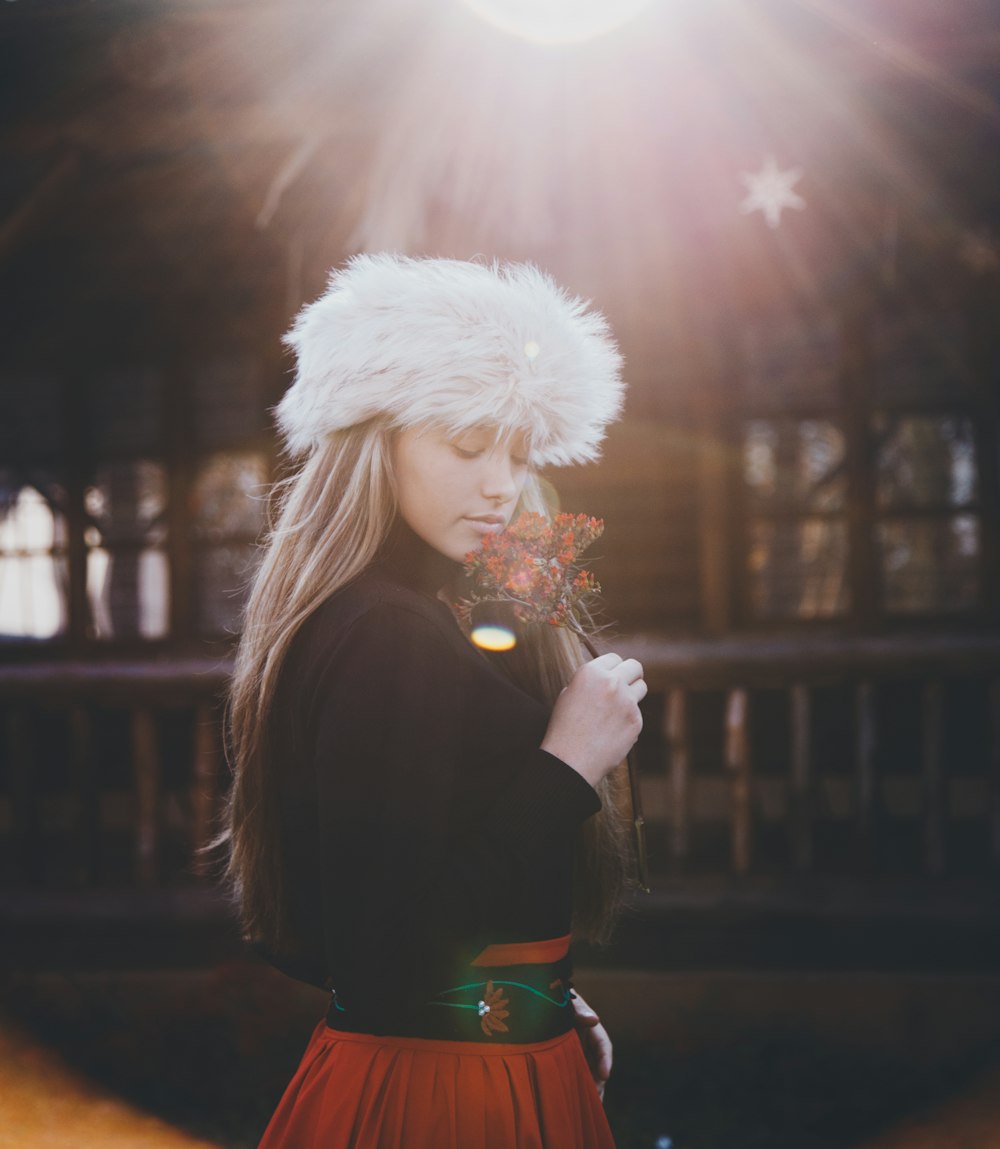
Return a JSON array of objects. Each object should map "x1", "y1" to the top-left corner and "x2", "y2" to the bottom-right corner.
[
  {"x1": 428, "y1": 976, "x2": 570, "y2": 1038},
  {"x1": 476, "y1": 980, "x2": 510, "y2": 1036}
]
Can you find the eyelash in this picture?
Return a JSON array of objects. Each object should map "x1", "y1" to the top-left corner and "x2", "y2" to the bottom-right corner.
[{"x1": 453, "y1": 445, "x2": 529, "y2": 467}]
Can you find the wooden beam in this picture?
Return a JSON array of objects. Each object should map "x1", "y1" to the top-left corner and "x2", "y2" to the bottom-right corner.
[
  {"x1": 5, "y1": 631, "x2": 1000, "y2": 696},
  {"x1": 607, "y1": 631, "x2": 1000, "y2": 691}
]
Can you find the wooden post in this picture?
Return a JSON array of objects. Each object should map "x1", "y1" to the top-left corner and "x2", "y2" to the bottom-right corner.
[
  {"x1": 789, "y1": 683, "x2": 814, "y2": 871},
  {"x1": 191, "y1": 703, "x2": 220, "y2": 879},
  {"x1": 664, "y1": 688, "x2": 689, "y2": 869},
  {"x1": 855, "y1": 680, "x2": 879, "y2": 872},
  {"x1": 695, "y1": 421, "x2": 736, "y2": 635},
  {"x1": 62, "y1": 373, "x2": 90, "y2": 648},
  {"x1": 165, "y1": 358, "x2": 194, "y2": 641},
  {"x1": 922, "y1": 680, "x2": 946, "y2": 877},
  {"x1": 990, "y1": 678, "x2": 1000, "y2": 869},
  {"x1": 132, "y1": 708, "x2": 160, "y2": 886},
  {"x1": 725, "y1": 688, "x2": 751, "y2": 874},
  {"x1": 691, "y1": 351, "x2": 737, "y2": 635},
  {"x1": 841, "y1": 303, "x2": 881, "y2": 630},
  {"x1": 69, "y1": 705, "x2": 98, "y2": 887},
  {"x1": 967, "y1": 281, "x2": 1000, "y2": 625},
  {"x1": 5, "y1": 705, "x2": 38, "y2": 884}
]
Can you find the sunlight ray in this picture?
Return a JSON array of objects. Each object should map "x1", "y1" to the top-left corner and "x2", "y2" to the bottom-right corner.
[
  {"x1": 457, "y1": 0, "x2": 656, "y2": 45},
  {"x1": 793, "y1": 0, "x2": 1000, "y2": 127}
]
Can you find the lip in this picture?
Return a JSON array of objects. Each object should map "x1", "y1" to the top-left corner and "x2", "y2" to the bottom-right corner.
[{"x1": 464, "y1": 515, "x2": 506, "y2": 532}]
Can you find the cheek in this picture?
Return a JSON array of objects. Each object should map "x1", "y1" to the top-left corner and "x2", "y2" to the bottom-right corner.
[
  {"x1": 398, "y1": 458, "x2": 460, "y2": 534},
  {"x1": 434, "y1": 460, "x2": 473, "y2": 503},
  {"x1": 510, "y1": 469, "x2": 530, "y2": 504}
]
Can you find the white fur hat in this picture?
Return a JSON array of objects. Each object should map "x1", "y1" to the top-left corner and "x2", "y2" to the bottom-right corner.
[{"x1": 277, "y1": 254, "x2": 624, "y2": 467}]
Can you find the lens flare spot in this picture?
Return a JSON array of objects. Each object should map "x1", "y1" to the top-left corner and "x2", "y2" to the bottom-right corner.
[
  {"x1": 524, "y1": 339, "x2": 541, "y2": 359},
  {"x1": 471, "y1": 624, "x2": 517, "y2": 651}
]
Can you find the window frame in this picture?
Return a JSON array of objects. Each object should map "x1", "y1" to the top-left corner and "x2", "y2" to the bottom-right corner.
[
  {"x1": 0, "y1": 356, "x2": 280, "y2": 659},
  {"x1": 728, "y1": 295, "x2": 1000, "y2": 633}
]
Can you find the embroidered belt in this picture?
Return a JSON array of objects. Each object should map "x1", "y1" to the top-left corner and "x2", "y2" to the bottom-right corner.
[{"x1": 324, "y1": 935, "x2": 576, "y2": 1044}]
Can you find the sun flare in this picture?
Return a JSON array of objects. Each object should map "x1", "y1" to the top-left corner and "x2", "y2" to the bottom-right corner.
[{"x1": 457, "y1": 0, "x2": 655, "y2": 45}]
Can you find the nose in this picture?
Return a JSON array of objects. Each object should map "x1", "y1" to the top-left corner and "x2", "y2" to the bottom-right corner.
[{"x1": 481, "y1": 449, "x2": 519, "y2": 503}]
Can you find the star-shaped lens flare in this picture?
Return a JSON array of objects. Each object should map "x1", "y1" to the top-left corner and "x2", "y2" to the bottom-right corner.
[{"x1": 739, "y1": 155, "x2": 806, "y2": 229}]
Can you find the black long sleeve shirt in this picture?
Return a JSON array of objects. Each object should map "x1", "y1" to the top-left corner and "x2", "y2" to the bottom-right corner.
[{"x1": 266, "y1": 524, "x2": 601, "y2": 1034}]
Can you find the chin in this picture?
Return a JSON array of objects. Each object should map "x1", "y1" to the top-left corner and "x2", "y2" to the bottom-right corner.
[{"x1": 447, "y1": 542, "x2": 476, "y2": 563}]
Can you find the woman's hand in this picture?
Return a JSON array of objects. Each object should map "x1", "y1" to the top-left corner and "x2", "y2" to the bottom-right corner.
[
  {"x1": 540, "y1": 652, "x2": 646, "y2": 787},
  {"x1": 572, "y1": 990, "x2": 612, "y2": 1101}
]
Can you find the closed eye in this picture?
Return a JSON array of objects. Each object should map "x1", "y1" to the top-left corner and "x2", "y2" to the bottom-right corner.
[{"x1": 450, "y1": 440, "x2": 530, "y2": 466}]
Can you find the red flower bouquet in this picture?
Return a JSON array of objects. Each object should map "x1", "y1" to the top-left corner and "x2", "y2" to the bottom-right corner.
[
  {"x1": 458, "y1": 510, "x2": 650, "y2": 892},
  {"x1": 457, "y1": 511, "x2": 604, "y2": 634}
]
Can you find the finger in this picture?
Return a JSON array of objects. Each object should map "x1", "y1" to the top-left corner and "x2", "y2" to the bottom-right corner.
[
  {"x1": 598, "y1": 1045, "x2": 612, "y2": 1080},
  {"x1": 592, "y1": 1026, "x2": 613, "y2": 1080},
  {"x1": 580, "y1": 1023, "x2": 612, "y2": 1078},
  {"x1": 592, "y1": 652, "x2": 623, "y2": 669},
  {"x1": 616, "y1": 658, "x2": 644, "y2": 684},
  {"x1": 631, "y1": 678, "x2": 649, "y2": 703},
  {"x1": 571, "y1": 991, "x2": 598, "y2": 1019},
  {"x1": 572, "y1": 997, "x2": 600, "y2": 1029}
]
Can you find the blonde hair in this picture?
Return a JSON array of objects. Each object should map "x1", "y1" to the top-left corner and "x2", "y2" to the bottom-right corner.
[{"x1": 223, "y1": 422, "x2": 633, "y2": 953}]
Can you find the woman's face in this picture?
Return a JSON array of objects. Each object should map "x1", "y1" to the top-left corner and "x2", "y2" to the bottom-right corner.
[{"x1": 393, "y1": 425, "x2": 531, "y2": 563}]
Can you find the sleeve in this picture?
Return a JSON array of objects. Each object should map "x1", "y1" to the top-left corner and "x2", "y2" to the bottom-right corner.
[{"x1": 310, "y1": 599, "x2": 600, "y2": 1009}]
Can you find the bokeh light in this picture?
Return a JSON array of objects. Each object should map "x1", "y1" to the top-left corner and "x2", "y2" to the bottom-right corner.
[{"x1": 470, "y1": 624, "x2": 517, "y2": 651}]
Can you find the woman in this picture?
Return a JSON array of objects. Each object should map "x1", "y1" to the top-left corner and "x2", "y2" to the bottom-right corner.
[{"x1": 225, "y1": 254, "x2": 647, "y2": 1148}]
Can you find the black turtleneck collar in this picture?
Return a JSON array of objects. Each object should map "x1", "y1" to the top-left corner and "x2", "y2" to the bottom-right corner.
[{"x1": 372, "y1": 517, "x2": 464, "y2": 598}]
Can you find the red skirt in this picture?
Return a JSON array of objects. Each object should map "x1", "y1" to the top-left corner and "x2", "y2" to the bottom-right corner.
[{"x1": 257, "y1": 1019, "x2": 617, "y2": 1149}]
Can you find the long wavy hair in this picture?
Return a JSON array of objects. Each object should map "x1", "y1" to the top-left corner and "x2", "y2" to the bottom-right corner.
[{"x1": 223, "y1": 420, "x2": 633, "y2": 956}]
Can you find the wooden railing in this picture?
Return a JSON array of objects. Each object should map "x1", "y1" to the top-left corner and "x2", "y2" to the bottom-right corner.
[
  {"x1": 0, "y1": 660, "x2": 230, "y2": 893},
  {"x1": 1, "y1": 633, "x2": 999, "y2": 969},
  {"x1": 615, "y1": 631, "x2": 1000, "y2": 885}
]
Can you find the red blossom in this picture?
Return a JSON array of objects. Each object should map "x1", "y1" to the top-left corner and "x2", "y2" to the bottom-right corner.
[{"x1": 458, "y1": 511, "x2": 604, "y2": 634}]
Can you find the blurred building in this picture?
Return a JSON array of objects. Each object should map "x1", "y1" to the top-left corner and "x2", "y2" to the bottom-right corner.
[{"x1": 1, "y1": 0, "x2": 998, "y2": 976}]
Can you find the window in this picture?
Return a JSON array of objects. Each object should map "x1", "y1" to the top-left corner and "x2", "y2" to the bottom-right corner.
[
  {"x1": 0, "y1": 355, "x2": 275, "y2": 647},
  {"x1": 0, "y1": 474, "x2": 69, "y2": 639},
  {"x1": 191, "y1": 451, "x2": 268, "y2": 636},
  {"x1": 85, "y1": 460, "x2": 169, "y2": 639},
  {"x1": 874, "y1": 415, "x2": 981, "y2": 614},
  {"x1": 735, "y1": 297, "x2": 994, "y2": 627},
  {"x1": 743, "y1": 418, "x2": 849, "y2": 620}
]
